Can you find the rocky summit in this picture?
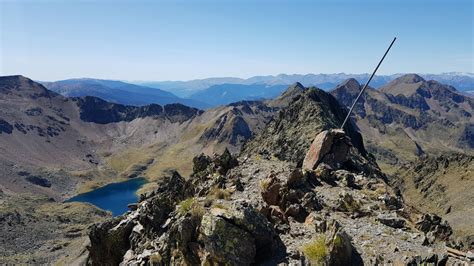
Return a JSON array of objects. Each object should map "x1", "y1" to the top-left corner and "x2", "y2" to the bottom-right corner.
[{"x1": 87, "y1": 85, "x2": 464, "y2": 265}]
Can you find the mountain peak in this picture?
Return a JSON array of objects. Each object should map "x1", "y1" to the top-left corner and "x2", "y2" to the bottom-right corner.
[
  {"x1": 335, "y1": 78, "x2": 361, "y2": 93},
  {"x1": 284, "y1": 82, "x2": 306, "y2": 95},
  {"x1": 341, "y1": 78, "x2": 361, "y2": 88},
  {"x1": 380, "y1": 74, "x2": 426, "y2": 96},
  {"x1": 394, "y1": 74, "x2": 425, "y2": 84},
  {"x1": 266, "y1": 82, "x2": 306, "y2": 107},
  {"x1": 0, "y1": 75, "x2": 55, "y2": 98},
  {"x1": 0, "y1": 75, "x2": 30, "y2": 83}
]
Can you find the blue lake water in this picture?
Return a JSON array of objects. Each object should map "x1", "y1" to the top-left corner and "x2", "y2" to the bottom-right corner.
[{"x1": 65, "y1": 177, "x2": 147, "y2": 216}]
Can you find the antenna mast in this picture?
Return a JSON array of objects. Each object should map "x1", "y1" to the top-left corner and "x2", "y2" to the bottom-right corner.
[{"x1": 340, "y1": 37, "x2": 397, "y2": 130}]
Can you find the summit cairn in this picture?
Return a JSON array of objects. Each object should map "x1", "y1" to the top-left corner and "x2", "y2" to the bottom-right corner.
[{"x1": 302, "y1": 129, "x2": 351, "y2": 171}]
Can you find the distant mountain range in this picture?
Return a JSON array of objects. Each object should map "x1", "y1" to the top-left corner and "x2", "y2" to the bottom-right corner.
[
  {"x1": 137, "y1": 72, "x2": 474, "y2": 97},
  {"x1": 40, "y1": 73, "x2": 473, "y2": 110},
  {"x1": 42, "y1": 79, "x2": 210, "y2": 109}
]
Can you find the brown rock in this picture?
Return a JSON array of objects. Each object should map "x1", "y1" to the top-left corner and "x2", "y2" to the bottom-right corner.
[
  {"x1": 302, "y1": 130, "x2": 335, "y2": 171},
  {"x1": 260, "y1": 174, "x2": 282, "y2": 206},
  {"x1": 303, "y1": 129, "x2": 352, "y2": 171}
]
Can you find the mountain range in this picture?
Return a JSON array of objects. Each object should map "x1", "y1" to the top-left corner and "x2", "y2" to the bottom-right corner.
[
  {"x1": 137, "y1": 72, "x2": 474, "y2": 97},
  {"x1": 1, "y1": 74, "x2": 473, "y2": 264},
  {"x1": 41, "y1": 73, "x2": 473, "y2": 110},
  {"x1": 42, "y1": 78, "x2": 210, "y2": 109}
]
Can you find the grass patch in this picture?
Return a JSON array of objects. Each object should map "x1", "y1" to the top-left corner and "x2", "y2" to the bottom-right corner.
[
  {"x1": 259, "y1": 178, "x2": 272, "y2": 191},
  {"x1": 178, "y1": 198, "x2": 196, "y2": 214},
  {"x1": 148, "y1": 253, "x2": 162, "y2": 265},
  {"x1": 301, "y1": 235, "x2": 327, "y2": 265},
  {"x1": 212, "y1": 202, "x2": 228, "y2": 210},
  {"x1": 106, "y1": 148, "x2": 153, "y2": 174},
  {"x1": 145, "y1": 142, "x2": 196, "y2": 180},
  {"x1": 208, "y1": 187, "x2": 231, "y2": 200},
  {"x1": 178, "y1": 198, "x2": 204, "y2": 218}
]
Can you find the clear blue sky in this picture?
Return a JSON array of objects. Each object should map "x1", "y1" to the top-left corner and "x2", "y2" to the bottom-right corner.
[{"x1": 0, "y1": 0, "x2": 472, "y2": 81}]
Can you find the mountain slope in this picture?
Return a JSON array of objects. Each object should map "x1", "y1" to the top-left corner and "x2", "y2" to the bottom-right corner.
[
  {"x1": 330, "y1": 74, "x2": 474, "y2": 172},
  {"x1": 391, "y1": 153, "x2": 474, "y2": 243},
  {"x1": 0, "y1": 75, "x2": 286, "y2": 263},
  {"x1": 43, "y1": 78, "x2": 210, "y2": 109}
]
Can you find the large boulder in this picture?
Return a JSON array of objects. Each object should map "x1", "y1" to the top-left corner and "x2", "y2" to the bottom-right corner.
[
  {"x1": 88, "y1": 217, "x2": 135, "y2": 266},
  {"x1": 199, "y1": 201, "x2": 279, "y2": 264},
  {"x1": 303, "y1": 129, "x2": 351, "y2": 171},
  {"x1": 199, "y1": 212, "x2": 256, "y2": 265}
]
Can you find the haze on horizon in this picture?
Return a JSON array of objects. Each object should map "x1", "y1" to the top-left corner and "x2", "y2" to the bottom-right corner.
[{"x1": 1, "y1": 0, "x2": 472, "y2": 82}]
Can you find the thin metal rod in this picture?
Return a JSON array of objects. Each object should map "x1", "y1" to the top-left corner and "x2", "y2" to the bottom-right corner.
[{"x1": 340, "y1": 37, "x2": 397, "y2": 130}]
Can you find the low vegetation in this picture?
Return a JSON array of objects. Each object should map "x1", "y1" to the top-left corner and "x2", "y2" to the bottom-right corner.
[
  {"x1": 178, "y1": 198, "x2": 204, "y2": 218},
  {"x1": 208, "y1": 187, "x2": 231, "y2": 200},
  {"x1": 301, "y1": 235, "x2": 327, "y2": 265}
]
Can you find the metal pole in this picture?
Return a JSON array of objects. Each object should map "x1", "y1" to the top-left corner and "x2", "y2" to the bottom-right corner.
[{"x1": 340, "y1": 37, "x2": 397, "y2": 130}]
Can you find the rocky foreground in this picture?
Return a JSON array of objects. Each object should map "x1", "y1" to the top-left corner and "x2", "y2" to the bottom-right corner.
[{"x1": 87, "y1": 87, "x2": 471, "y2": 265}]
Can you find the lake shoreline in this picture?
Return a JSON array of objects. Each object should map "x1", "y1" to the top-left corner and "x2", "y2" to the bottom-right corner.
[{"x1": 65, "y1": 177, "x2": 148, "y2": 216}]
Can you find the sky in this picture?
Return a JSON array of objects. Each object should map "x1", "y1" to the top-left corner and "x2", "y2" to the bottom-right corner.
[{"x1": 0, "y1": 0, "x2": 472, "y2": 81}]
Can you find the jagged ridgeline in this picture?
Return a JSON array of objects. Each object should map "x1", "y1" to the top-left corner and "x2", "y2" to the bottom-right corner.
[
  {"x1": 88, "y1": 82, "x2": 457, "y2": 265},
  {"x1": 330, "y1": 75, "x2": 474, "y2": 171},
  {"x1": 244, "y1": 83, "x2": 369, "y2": 166}
]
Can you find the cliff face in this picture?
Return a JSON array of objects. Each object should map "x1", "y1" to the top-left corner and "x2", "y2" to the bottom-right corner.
[{"x1": 74, "y1": 96, "x2": 203, "y2": 124}]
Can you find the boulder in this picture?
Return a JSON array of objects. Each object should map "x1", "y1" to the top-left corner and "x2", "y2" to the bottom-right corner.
[
  {"x1": 199, "y1": 201, "x2": 278, "y2": 264},
  {"x1": 199, "y1": 212, "x2": 256, "y2": 265},
  {"x1": 284, "y1": 203, "x2": 307, "y2": 222},
  {"x1": 302, "y1": 129, "x2": 351, "y2": 171},
  {"x1": 415, "y1": 213, "x2": 452, "y2": 242},
  {"x1": 214, "y1": 148, "x2": 238, "y2": 175},
  {"x1": 192, "y1": 153, "x2": 212, "y2": 174},
  {"x1": 301, "y1": 191, "x2": 324, "y2": 212},
  {"x1": 303, "y1": 130, "x2": 335, "y2": 170},
  {"x1": 325, "y1": 221, "x2": 360, "y2": 266},
  {"x1": 287, "y1": 168, "x2": 306, "y2": 188},
  {"x1": 88, "y1": 217, "x2": 135, "y2": 265},
  {"x1": 260, "y1": 174, "x2": 283, "y2": 206},
  {"x1": 376, "y1": 214, "x2": 407, "y2": 229}
]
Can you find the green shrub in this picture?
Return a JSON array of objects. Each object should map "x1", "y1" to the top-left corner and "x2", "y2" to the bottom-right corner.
[{"x1": 301, "y1": 235, "x2": 327, "y2": 265}]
